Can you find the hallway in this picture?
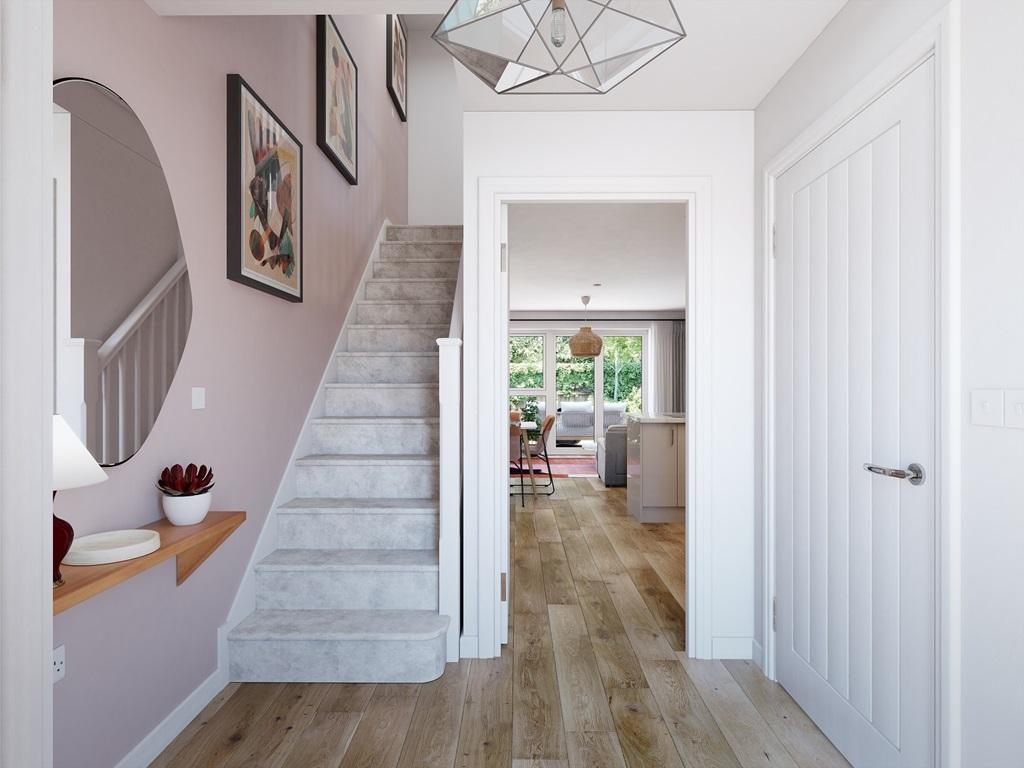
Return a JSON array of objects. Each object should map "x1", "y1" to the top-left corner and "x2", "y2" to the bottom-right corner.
[{"x1": 153, "y1": 483, "x2": 847, "y2": 768}]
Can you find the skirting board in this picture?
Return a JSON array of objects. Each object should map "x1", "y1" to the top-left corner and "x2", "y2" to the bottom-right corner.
[
  {"x1": 711, "y1": 636, "x2": 754, "y2": 660},
  {"x1": 113, "y1": 625, "x2": 230, "y2": 768},
  {"x1": 752, "y1": 638, "x2": 765, "y2": 671}
]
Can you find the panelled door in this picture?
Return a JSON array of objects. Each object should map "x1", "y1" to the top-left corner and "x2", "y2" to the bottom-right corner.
[{"x1": 774, "y1": 57, "x2": 936, "y2": 768}]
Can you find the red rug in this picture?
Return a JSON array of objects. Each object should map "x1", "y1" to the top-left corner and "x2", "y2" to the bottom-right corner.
[{"x1": 511, "y1": 456, "x2": 598, "y2": 479}]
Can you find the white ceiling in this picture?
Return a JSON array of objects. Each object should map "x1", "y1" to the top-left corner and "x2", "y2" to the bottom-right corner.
[
  {"x1": 148, "y1": 0, "x2": 847, "y2": 111},
  {"x1": 508, "y1": 202, "x2": 687, "y2": 312}
]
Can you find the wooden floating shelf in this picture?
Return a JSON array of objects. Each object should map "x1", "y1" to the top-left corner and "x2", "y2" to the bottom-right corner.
[{"x1": 53, "y1": 510, "x2": 246, "y2": 615}]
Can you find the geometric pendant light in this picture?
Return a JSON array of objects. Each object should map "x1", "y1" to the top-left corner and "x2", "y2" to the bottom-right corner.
[{"x1": 433, "y1": 0, "x2": 687, "y2": 95}]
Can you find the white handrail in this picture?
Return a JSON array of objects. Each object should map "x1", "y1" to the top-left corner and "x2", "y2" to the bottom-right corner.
[
  {"x1": 98, "y1": 258, "x2": 187, "y2": 366},
  {"x1": 448, "y1": 256, "x2": 464, "y2": 340}
]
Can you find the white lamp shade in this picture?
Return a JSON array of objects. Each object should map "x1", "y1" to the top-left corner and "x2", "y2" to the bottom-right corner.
[{"x1": 52, "y1": 415, "x2": 108, "y2": 491}]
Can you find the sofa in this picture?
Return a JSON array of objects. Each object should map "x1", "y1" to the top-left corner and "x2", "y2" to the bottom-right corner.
[
  {"x1": 597, "y1": 424, "x2": 627, "y2": 486},
  {"x1": 556, "y1": 401, "x2": 627, "y2": 445}
]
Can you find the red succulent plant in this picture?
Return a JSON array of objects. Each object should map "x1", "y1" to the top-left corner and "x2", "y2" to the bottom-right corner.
[{"x1": 157, "y1": 463, "x2": 215, "y2": 496}]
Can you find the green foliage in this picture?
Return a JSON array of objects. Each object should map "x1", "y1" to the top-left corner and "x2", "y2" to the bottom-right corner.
[{"x1": 509, "y1": 335, "x2": 544, "y2": 389}]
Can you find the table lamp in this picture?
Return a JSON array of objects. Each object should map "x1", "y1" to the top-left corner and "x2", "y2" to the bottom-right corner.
[{"x1": 52, "y1": 415, "x2": 108, "y2": 587}]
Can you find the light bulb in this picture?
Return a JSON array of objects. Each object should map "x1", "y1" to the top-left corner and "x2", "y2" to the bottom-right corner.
[{"x1": 551, "y1": 0, "x2": 567, "y2": 48}]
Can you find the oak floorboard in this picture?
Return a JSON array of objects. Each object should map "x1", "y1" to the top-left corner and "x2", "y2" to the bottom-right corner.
[
  {"x1": 456, "y1": 651, "x2": 514, "y2": 768},
  {"x1": 723, "y1": 660, "x2": 850, "y2": 768},
  {"x1": 574, "y1": 578, "x2": 646, "y2": 690},
  {"x1": 318, "y1": 683, "x2": 376, "y2": 713},
  {"x1": 640, "y1": 659, "x2": 741, "y2": 768},
  {"x1": 515, "y1": 511, "x2": 540, "y2": 549},
  {"x1": 629, "y1": 566, "x2": 687, "y2": 652},
  {"x1": 534, "y1": 507, "x2": 562, "y2": 542},
  {"x1": 513, "y1": 612, "x2": 567, "y2": 761},
  {"x1": 279, "y1": 712, "x2": 360, "y2": 768},
  {"x1": 569, "y1": 498, "x2": 601, "y2": 527},
  {"x1": 566, "y1": 731, "x2": 629, "y2": 768},
  {"x1": 604, "y1": 573, "x2": 677, "y2": 661},
  {"x1": 548, "y1": 605, "x2": 616, "y2": 732},
  {"x1": 339, "y1": 683, "x2": 420, "y2": 768},
  {"x1": 397, "y1": 662, "x2": 471, "y2": 768},
  {"x1": 540, "y1": 541, "x2": 579, "y2": 606},
  {"x1": 169, "y1": 683, "x2": 286, "y2": 768},
  {"x1": 224, "y1": 683, "x2": 329, "y2": 768},
  {"x1": 560, "y1": 529, "x2": 602, "y2": 583},
  {"x1": 680, "y1": 659, "x2": 799, "y2": 768},
  {"x1": 644, "y1": 546, "x2": 686, "y2": 610},
  {"x1": 148, "y1": 683, "x2": 240, "y2": 768},
  {"x1": 580, "y1": 525, "x2": 627, "y2": 577},
  {"x1": 515, "y1": 543, "x2": 547, "y2": 615},
  {"x1": 609, "y1": 688, "x2": 685, "y2": 768}
]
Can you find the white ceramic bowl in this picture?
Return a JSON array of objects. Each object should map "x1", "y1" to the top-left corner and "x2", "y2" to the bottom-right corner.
[{"x1": 162, "y1": 492, "x2": 212, "y2": 526}]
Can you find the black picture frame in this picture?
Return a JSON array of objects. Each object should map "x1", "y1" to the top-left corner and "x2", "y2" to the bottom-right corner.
[
  {"x1": 317, "y1": 15, "x2": 359, "y2": 185},
  {"x1": 387, "y1": 14, "x2": 408, "y2": 122},
  {"x1": 226, "y1": 74, "x2": 304, "y2": 303}
]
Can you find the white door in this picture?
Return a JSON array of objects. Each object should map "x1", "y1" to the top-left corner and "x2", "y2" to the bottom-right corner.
[{"x1": 774, "y1": 58, "x2": 936, "y2": 768}]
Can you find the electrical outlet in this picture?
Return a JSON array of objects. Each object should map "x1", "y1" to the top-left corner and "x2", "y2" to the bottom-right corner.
[
  {"x1": 53, "y1": 645, "x2": 66, "y2": 683},
  {"x1": 1006, "y1": 390, "x2": 1024, "y2": 430},
  {"x1": 191, "y1": 387, "x2": 206, "y2": 410},
  {"x1": 971, "y1": 389, "x2": 1005, "y2": 427}
]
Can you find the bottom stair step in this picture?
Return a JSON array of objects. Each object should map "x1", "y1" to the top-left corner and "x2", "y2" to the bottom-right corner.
[{"x1": 229, "y1": 609, "x2": 448, "y2": 683}]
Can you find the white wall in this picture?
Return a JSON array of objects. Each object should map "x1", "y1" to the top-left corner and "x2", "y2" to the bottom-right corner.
[
  {"x1": 407, "y1": 26, "x2": 462, "y2": 224},
  {"x1": 463, "y1": 110, "x2": 755, "y2": 657},
  {"x1": 752, "y1": 0, "x2": 951, "y2": 662},
  {"x1": 960, "y1": 1, "x2": 1024, "y2": 764}
]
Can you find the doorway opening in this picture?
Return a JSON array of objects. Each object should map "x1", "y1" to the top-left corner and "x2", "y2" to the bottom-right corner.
[{"x1": 502, "y1": 199, "x2": 690, "y2": 651}]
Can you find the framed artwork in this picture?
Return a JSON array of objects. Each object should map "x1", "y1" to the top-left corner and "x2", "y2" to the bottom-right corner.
[
  {"x1": 387, "y1": 14, "x2": 408, "y2": 122},
  {"x1": 317, "y1": 15, "x2": 358, "y2": 185},
  {"x1": 226, "y1": 74, "x2": 303, "y2": 303}
]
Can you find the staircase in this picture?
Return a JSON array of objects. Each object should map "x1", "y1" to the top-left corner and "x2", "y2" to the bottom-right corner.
[{"x1": 229, "y1": 224, "x2": 462, "y2": 683}]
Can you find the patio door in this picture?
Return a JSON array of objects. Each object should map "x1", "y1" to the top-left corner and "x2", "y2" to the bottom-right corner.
[{"x1": 509, "y1": 329, "x2": 646, "y2": 455}]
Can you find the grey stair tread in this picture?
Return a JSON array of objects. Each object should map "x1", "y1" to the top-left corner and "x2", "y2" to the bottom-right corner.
[
  {"x1": 296, "y1": 453, "x2": 439, "y2": 465},
  {"x1": 357, "y1": 299, "x2": 454, "y2": 305},
  {"x1": 376, "y1": 255, "x2": 461, "y2": 261},
  {"x1": 347, "y1": 324, "x2": 449, "y2": 330},
  {"x1": 366, "y1": 278, "x2": 456, "y2": 283},
  {"x1": 324, "y1": 382, "x2": 437, "y2": 389},
  {"x1": 279, "y1": 497, "x2": 439, "y2": 512},
  {"x1": 257, "y1": 548, "x2": 439, "y2": 571},
  {"x1": 336, "y1": 351, "x2": 438, "y2": 357},
  {"x1": 230, "y1": 609, "x2": 449, "y2": 641},
  {"x1": 311, "y1": 416, "x2": 440, "y2": 424}
]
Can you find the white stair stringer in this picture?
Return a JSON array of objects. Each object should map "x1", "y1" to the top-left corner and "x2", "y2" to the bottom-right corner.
[{"x1": 229, "y1": 224, "x2": 462, "y2": 684}]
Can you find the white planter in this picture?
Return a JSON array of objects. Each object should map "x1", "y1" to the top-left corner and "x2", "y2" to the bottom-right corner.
[{"x1": 162, "y1": 492, "x2": 212, "y2": 526}]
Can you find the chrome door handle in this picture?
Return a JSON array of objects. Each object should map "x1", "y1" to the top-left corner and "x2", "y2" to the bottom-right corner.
[{"x1": 863, "y1": 462, "x2": 926, "y2": 486}]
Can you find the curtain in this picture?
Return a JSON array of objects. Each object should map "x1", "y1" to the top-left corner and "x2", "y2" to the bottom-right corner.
[{"x1": 651, "y1": 320, "x2": 685, "y2": 415}]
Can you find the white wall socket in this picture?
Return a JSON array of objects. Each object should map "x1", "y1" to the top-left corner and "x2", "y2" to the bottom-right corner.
[
  {"x1": 971, "y1": 389, "x2": 1005, "y2": 427},
  {"x1": 53, "y1": 645, "x2": 66, "y2": 683},
  {"x1": 1006, "y1": 390, "x2": 1024, "y2": 430},
  {"x1": 191, "y1": 387, "x2": 206, "y2": 410}
]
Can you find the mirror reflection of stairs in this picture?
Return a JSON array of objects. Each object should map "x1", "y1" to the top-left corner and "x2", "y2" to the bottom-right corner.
[{"x1": 229, "y1": 225, "x2": 461, "y2": 683}]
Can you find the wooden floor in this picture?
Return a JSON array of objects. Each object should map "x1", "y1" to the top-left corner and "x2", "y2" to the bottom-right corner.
[{"x1": 153, "y1": 481, "x2": 849, "y2": 768}]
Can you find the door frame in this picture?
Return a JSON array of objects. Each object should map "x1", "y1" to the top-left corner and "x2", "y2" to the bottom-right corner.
[
  {"x1": 464, "y1": 176, "x2": 710, "y2": 659},
  {"x1": 761, "y1": 6, "x2": 962, "y2": 766}
]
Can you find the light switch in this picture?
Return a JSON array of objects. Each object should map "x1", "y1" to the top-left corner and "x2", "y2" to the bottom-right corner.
[
  {"x1": 1005, "y1": 390, "x2": 1024, "y2": 430},
  {"x1": 191, "y1": 387, "x2": 206, "y2": 410},
  {"x1": 971, "y1": 389, "x2": 1004, "y2": 427}
]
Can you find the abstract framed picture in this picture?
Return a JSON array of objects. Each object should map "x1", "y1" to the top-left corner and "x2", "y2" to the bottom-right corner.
[
  {"x1": 317, "y1": 15, "x2": 358, "y2": 185},
  {"x1": 387, "y1": 14, "x2": 408, "y2": 122},
  {"x1": 226, "y1": 74, "x2": 303, "y2": 303}
]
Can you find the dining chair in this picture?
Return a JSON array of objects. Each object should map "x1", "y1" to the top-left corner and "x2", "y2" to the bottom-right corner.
[{"x1": 509, "y1": 424, "x2": 526, "y2": 508}]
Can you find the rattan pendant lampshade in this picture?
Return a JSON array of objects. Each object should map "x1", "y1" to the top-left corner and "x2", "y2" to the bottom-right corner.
[{"x1": 569, "y1": 295, "x2": 603, "y2": 357}]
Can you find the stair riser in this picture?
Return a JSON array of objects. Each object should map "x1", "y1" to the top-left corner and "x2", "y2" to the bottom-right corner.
[
  {"x1": 380, "y1": 242, "x2": 461, "y2": 260},
  {"x1": 374, "y1": 260, "x2": 458, "y2": 279},
  {"x1": 356, "y1": 302, "x2": 452, "y2": 325},
  {"x1": 278, "y1": 512, "x2": 438, "y2": 550},
  {"x1": 335, "y1": 355, "x2": 438, "y2": 384},
  {"x1": 346, "y1": 327, "x2": 444, "y2": 352},
  {"x1": 324, "y1": 387, "x2": 436, "y2": 417},
  {"x1": 296, "y1": 463, "x2": 438, "y2": 498},
  {"x1": 256, "y1": 570, "x2": 438, "y2": 610},
  {"x1": 365, "y1": 281, "x2": 455, "y2": 301},
  {"x1": 230, "y1": 636, "x2": 445, "y2": 683},
  {"x1": 310, "y1": 421, "x2": 438, "y2": 454},
  {"x1": 386, "y1": 226, "x2": 462, "y2": 242}
]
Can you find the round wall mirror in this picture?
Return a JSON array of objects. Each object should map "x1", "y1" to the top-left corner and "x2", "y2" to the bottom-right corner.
[{"x1": 53, "y1": 78, "x2": 191, "y2": 466}]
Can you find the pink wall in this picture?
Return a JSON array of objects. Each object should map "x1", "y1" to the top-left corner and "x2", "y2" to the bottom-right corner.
[{"x1": 53, "y1": 3, "x2": 408, "y2": 766}]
